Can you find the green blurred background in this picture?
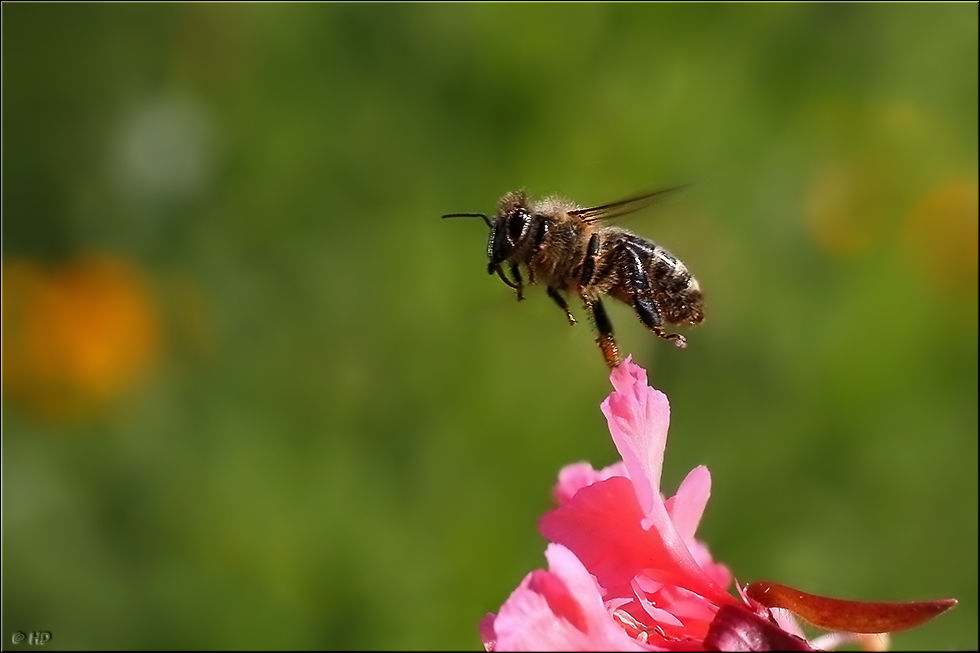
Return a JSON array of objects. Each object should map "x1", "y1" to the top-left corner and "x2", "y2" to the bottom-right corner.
[{"x1": 2, "y1": 4, "x2": 976, "y2": 650}]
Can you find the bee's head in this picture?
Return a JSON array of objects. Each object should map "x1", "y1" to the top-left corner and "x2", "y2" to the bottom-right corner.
[
  {"x1": 486, "y1": 191, "x2": 533, "y2": 273},
  {"x1": 441, "y1": 190, "x2": 534, "y2": 280}
]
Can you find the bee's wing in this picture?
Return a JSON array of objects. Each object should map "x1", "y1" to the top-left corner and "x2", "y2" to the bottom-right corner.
[{"x1": 569, "y1": 183, "x2": 690, "y2": 223}]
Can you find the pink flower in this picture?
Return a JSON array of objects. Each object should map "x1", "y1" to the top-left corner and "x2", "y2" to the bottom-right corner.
[{"x1": 480, "y1": 357, "x2": 956, "y2": 651}]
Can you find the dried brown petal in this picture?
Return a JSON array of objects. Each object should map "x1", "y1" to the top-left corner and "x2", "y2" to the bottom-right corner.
[{"x1": 745, "y1": 581, "x2": 957, "y2": 634}]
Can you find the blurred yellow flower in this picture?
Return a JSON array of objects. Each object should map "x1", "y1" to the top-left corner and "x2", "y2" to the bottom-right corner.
[
  {"x1": 903, "y1": 177, "x2": 979, "y2": 295},
  {"x1": 2, "y1": 255, "x2": 162, "y2": 420}
]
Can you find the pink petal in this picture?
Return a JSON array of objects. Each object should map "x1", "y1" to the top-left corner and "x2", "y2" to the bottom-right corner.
[
  {"x1": 647, "y1": 584, "x2": 721, "y2": 626},
  {"x1": 480, "y1": 613, "x2": 498, "y2": 652},
  {"x1": 602, "y1": 357, "x2": 670, "y2": 517},
  {"x1": 540, "y1": 476, "x2": 733, "y2": 607},
  {"x1": 491, "y1": 544, "x2": 651, "y2": 651},
  {"x1": 554, "y1": 461, "x2": 629, "y2": 505},
  {"x1": 630, "y1": 583, "x2": 685, "y2": 629},
  {"x1": 666, "y1": 465, "x2": 711, "y2": 542}
]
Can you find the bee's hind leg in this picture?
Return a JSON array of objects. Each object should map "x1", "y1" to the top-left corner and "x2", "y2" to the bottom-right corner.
[
  {"x1": 585, "y1": 296, "x2": 621, "y2": 369},
  {"x1": 547, "y1": 286, "x2": 577, "y2": 326},
  {"x1": 633, "y1": 294, "x2": 687, "y2": 349},
  {"x1": 621, "y1": 240, "x2": 687, "y2": 349}
]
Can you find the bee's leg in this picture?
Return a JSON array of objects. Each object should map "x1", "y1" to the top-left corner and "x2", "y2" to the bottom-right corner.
[
  {"x1": 528, "y1": 220, "x2": 547, "y2": 285},
  {"x1": 585, "y1": 296, "x2": 621, "y2": 368},
  {"x1": 509, "y1": 263, "x2": 525, "y2": 301},
  {"x1": 623, "y1": 243, "x2": 688, "y2": 349},
  {"x1": 490, "y1": 263, "x2": 524, "y2": 300},
  {"x1": 634, "y1": 294, "x2": 687, "y2": 349},
  {"x1": 547, "y1": 286, "x2": 576, "y2": 325}
]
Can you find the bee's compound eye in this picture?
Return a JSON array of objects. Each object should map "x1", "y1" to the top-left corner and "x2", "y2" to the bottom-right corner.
[{"x1": 507, "y1": 209, "x2": 529, "y2": 243}]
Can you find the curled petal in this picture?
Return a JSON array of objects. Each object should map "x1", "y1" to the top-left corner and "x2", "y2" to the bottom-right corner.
[{"x1": 745, "y1": 581, "x2": 958, "y2": 634}]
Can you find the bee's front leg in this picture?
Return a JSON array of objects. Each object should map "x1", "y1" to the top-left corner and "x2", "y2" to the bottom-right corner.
[
  {"x1": 509, "y1": 263, "x2": 525, "y2": 301},
  {"x1": 490, "y1": 263, "x2": 524, "y2": 301}
]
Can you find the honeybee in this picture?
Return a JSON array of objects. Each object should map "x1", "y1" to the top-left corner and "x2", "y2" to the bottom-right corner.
[{"x1": 443, "y1": 185, "x2": 704, "y2": 369}]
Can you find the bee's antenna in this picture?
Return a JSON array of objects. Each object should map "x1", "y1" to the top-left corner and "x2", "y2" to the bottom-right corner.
[{"x1": 442, "y1": 212, "x2": 492, "y2": 229}]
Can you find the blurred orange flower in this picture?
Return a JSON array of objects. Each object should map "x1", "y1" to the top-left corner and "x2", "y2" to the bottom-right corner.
[{"x1": 2, "y1": 254, "x2": 162, "y2": 420}]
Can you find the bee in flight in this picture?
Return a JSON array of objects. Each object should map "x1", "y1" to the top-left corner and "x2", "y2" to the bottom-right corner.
[{"x1": 443, "y1": 185, "x2": 704, "y2": 369}]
